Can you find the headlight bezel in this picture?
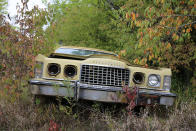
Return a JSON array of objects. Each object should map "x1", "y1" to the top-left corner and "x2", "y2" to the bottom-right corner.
[
  {"x1": 133, "y1": 72, "x2": 145, "y2": 84},
  {"x1": 64, "y1": 65, "x2": 77, "y2": 78},
  {"x1": 148, "y1": 74, "x2": 161, "y2": 87},
  {"x1": 47, "y1": 63, "x2": 61, "y2": 76}
]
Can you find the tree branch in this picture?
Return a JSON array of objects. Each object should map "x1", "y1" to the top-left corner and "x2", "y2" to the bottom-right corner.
[
  {"x1": 162, "y1": 21, "x2": 196, "y2": 29},
  {"x1": 106, "y1": 0, "x2": 120, "y2": 10}
]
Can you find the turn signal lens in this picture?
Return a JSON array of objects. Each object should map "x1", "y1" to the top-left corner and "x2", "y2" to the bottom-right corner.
[
  {"x1": 34, "y1": 61, "x2": 44, "y2": 78},
  {"x1": 163, "y1": 76, "x2": 171, "y2": 91}
]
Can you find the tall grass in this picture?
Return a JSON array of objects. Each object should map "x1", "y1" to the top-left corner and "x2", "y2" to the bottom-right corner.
[
  {"x1": 0, "y1": 93, "x2": 196, "y2": 130},
  {"x1": 171, "y1": 74, "x2": 196, "y2": 109}
]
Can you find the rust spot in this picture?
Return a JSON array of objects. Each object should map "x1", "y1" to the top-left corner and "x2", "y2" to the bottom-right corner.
[{"x1": 140, "y1": 94, "x2": 159, "y2": 98}]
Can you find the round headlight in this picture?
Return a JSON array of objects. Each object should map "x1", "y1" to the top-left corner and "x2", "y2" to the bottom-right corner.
[
  {"x1": 133, "y1": 72, "x2": 145, "y2": 84},
  {"x1": 148, "y1": 75, "x2": 160, "y2": 86},
  {"x1": 64, "y1": 65, "x2": 77, "y2": 77},
  {"x1": 48, "y1": 63, "x2": 61, "y2": 76}
]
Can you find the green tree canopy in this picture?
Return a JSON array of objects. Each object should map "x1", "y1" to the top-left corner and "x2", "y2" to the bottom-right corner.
[{"x1": 45, "y1": 0, "x2": 131, "y2": 51}]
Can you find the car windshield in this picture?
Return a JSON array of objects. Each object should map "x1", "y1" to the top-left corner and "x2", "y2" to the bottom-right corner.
[{"x1": 55, "y1": 48, "x2": 117, "y2": 56}]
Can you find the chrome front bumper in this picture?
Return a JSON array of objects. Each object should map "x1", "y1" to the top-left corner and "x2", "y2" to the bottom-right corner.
[{"x1": 29, "y1": 79, "x2": 176, "y2": 106}]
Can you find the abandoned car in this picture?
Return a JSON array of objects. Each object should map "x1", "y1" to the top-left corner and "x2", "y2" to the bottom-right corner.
[{"x1": 29, "y1": 46, "x2": 176, "y2": 106}]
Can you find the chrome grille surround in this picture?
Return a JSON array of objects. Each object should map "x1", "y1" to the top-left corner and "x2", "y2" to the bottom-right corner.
[{"x1": 80, "y1": 64, "x2": 130, "y2": 87}]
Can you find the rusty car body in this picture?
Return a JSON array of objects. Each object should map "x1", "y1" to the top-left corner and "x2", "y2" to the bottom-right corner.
[{"x1": 29, "y1": 46, "x2": 176, "y2": 106}]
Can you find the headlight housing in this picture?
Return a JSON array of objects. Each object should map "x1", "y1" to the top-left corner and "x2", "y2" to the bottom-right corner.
[
  {"x1": 64, "y1": 65, "x2": 77, "y2": 77},
  {"x1": 133, "y1": 72, "x2": 145, "y2": 84},
  {"x1": 48, "y1": 63, "x2": 61, "y2": 76},
  {"x1": 34, "y1": 61, "x2": 44, "y2": 78},
  {"x1": 148, "y1": 74, "x2": 161, "y2": 87},
  {"x1": 163, "y1": 76, "x2": 171, "y2": 91}
]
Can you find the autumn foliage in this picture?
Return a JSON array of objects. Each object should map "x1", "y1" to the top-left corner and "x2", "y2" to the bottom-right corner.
[
  {"x1": 121, "y1": 0, "x2": 196, "y2": 87},
  {"x1": 0, "y1": 2, "x2": 53, "y2": 101}
]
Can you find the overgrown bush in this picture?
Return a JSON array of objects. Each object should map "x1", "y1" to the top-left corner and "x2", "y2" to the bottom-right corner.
[{"x1": 0, "y1": 1, "x2": 54, "y2": 103}]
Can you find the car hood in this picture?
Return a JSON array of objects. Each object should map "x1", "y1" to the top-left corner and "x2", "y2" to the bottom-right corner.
[
  {"x1": 49, "y1": 53, "x2": 161, "y2": 70},
  {"x1": 50, "y1": 53, "x2": 131, "y2": 65}
]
